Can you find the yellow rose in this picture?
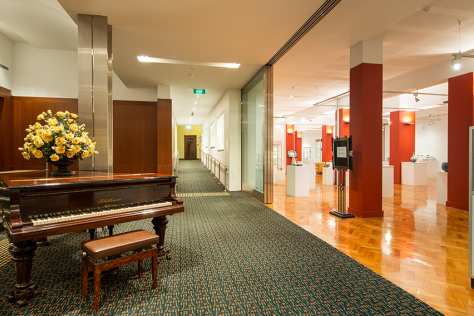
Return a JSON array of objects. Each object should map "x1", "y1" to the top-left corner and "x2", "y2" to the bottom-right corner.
[
  {"x1": 22, "y1": 152, "x2": 30, "y2": 160},
  {"x1": 50, "y1": 154, "x2": 60, "y2": 162},
  {"x1": 48, "y1": 118, "x2": 58, "y2": 125},
  {"x1": 34, "y1": 122, "x2": 41, "y2": 129},
  {"x1": 27, "y1": 134, "x2": 34, "y2": 141},
  {"x1": 81, "y1": 152, "x2": 89, "y2": 159},
  {"x1": 66, "y1": 152, "x2": 75, "y2": 158},
  {"x1": 67, "y1": 119, "x2": 74, "y2": 123},
  {"x1": 72, "y1": 137, "x2": 81, "y2": 145},
  {"x1": 94, "y1": 151, "x2": 99, "y2": 155},
  {"x1": 36, "y1": 129, "x2": 44, "y2": 137},
  {"x1": 43, "y1": 136, "x2": 53, "y2": 143},
  {"x1": 66, "y1": 133, "x2": 74, "y2": 140},
  {"x1": 70, "y1": 124, "x2": 79, "y2": 132},
  {"x1": 56, "y1": 111, "x2": 64, "y2": 117},
  {"x1": 34, "y1": 137, "x2": 44, "y2": 148},
  {"x1": 33, "y1": 149, "x2": 43, "y2": 159},
  {"x1": 55, "y1": 137, "x2": 66, "y2": 146},
  {"x1": 37, "y1": 114, "x2": 44, "y2": 120},
  {"x1": 74, "y1": 145, "x2": 81, "y2": 153},
  {"x1": 54, "y1": 146, "x2": 66, "y2": 154},
  {"x1": 71, "y1": 113, "x2": 78, "y2": 119},
  {"x1": 47, "y1": 110, "x2": 52, "y2": 114},
  {"x1": 65, "y1": 111, "x2": 70, "y2": 116}
]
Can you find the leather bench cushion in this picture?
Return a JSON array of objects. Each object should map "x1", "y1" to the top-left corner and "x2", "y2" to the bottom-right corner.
[{"x1": 81, "y1": 230, "x2": 159, "y2": 261}]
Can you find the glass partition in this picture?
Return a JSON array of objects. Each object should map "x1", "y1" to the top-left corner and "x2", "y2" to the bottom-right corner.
[{"x1": 242, "y1": 71, "x2": 265, "y2": 198}]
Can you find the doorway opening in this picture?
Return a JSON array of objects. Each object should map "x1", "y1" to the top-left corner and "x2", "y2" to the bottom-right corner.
[{"x1": 184, "y1": 135, "x2": 197, "y2": 160}]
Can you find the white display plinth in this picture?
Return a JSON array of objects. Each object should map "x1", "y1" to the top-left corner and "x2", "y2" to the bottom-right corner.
[
  {"x1": 401, "y1": 162, "x2": 427, "y2": 186},
  {"x1": 424, "y1": 160, "x2": 440, "y2": 179},
  {"x1": 304, "y1": 164, "x2": 316, "y2": 189},
  {"x1": 345, "y1": 169, "x2": 350, "y2": 187},
  {"x1": 286, "y1": 165, "x2": 309, "y2": 197},
  {"x1": 382, "y1": 165, "x2": 394, "y2": 197},
  {"x1": 322, "y1": 164, "x2": 334, "y2": 185},
  {"x1": 437, "y1": 172, "x2": 447, "y2": 205}
]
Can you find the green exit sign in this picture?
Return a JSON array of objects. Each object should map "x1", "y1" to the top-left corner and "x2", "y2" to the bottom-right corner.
[{"x1": 193, "y1": 89, "x2": 206, "y2": 95}]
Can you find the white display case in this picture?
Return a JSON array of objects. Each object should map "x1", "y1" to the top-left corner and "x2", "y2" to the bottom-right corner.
[
  {"x1": 286, "y1": 165, "x2": 309, "y2": 197},
  {"x1": 382, "y1": 165, "x2": 394, "y2": 197},
  {"x1": 401, "y1": 162, "x2": 427, "y2": 186}
]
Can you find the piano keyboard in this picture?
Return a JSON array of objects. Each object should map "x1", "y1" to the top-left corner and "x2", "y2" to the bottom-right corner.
[{"x1": 29, "y1": 200, "x2": 173, "y2": 226}]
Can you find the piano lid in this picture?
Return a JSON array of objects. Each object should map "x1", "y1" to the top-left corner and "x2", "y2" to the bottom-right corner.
[{"x1": 0, "y1": 171, "x2": 177, "y2": 189}]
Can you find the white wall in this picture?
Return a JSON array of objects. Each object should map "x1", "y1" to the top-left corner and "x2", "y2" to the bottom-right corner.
[
  {"x1": 302, "y1": 130, "x2": 322, "y2": 163},
  {"x1": 0, "y1": 32, "x2": 13, "y2": 90},
  {"x1": 12, "y1": 42, "x2": 77, "y2": 98},
  {"x1": 113, "y1": 72, "x2": 157, "y2": 101},
  {"x1": 201, "y1": 89, "x2": 241, "y2": 191},
  {"x1": 415, "y1": 114, "x2": 448, "y2": 163}
]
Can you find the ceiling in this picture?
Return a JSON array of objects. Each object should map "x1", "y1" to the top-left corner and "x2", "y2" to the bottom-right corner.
[{"x1": 0, "y1": 0, "x2": 472, "y2": 126}]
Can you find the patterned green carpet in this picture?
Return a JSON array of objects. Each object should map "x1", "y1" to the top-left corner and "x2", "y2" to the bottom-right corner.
[{"x1": 0, "y1": 161, "x2": 443, "y2": 315}]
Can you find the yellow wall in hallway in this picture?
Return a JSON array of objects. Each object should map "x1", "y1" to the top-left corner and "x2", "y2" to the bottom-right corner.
[{"x1": 177, "y1": 125, "x2": 201, "y2": 159}]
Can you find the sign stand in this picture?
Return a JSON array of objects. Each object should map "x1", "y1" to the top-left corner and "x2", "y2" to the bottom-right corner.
[{"x1": 329, "y1": 136, "x2": 355, "y2": 219}]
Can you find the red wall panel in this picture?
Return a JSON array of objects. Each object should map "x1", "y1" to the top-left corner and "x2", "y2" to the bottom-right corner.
[
  {"x1": 446, "y1": 73, "x2": 474, "y2": 210},
  {"x1": 389, "y1": 111, "x2": 416, "y2": 184},
  {"x1": 322, "y1": 125, "x2": 333, "y2": 162},
  {"x1": 348, "y1": 63, "x2": 383, "y2": 218},
  {"x1": 296, "y1": 131, "x2": 302, "y2": 161},
  {"x1": 338, "y1": 108, "x2": 350, "y2": 138},
  {"x1": 286, "y1": 124, "x2": 295, "y2": 165}
]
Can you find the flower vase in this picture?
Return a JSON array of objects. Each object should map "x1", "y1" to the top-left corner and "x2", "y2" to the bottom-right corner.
[
  {"x1": 48, "y1": 157, "x2": 77, "y2": 177},
  {"x1": 410, "y1": 152, "x2": 417, "y2": 163}
]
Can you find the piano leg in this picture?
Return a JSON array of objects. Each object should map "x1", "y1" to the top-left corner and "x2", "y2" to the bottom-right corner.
[
  {"x1": 89, "y1": 228, "x2": 97, "y2": 240},
  {"x1": 152, "y1": 216, "x2": 171, "y2": 260},
  {"x1": 8, "y1": 240, "x2": 38, "y2": 307},
  {"x1": 108, "y1": 225, "x2": 114, "y2": 236}
]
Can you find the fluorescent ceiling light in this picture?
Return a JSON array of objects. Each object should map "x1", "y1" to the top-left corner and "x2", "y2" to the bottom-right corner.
[
  {"x1": 382, "y1": 112, "x2": 390, "y2": 116},
  {"x1": 138, "y1": 56, "x2": 240, "y2": 68}
]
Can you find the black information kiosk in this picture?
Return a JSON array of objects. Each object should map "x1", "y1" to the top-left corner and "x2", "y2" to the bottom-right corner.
[{"x1": 330, "y1": 136, "x2": 355, "y2": 218}]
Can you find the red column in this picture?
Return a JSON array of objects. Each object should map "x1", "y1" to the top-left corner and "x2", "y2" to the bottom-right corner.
[
  {"x1": 389, "y1": 111, "x2": 415, "y2": 184},
  {"x1": 338, "y1": 108, "x2": 350, "y2": 138},
  {"x1": 296, "y1": 131, "x2": 302, "y2": 161},
  {"x1": 322, "y1": 125, "x2": 333, "y2": 162},
  {"x1": 286, "y1": 124, "x2": 295, "y2": 166},
  {"x1": 446, "y1": 73, "x2": 474, "y2": 210},
  {"x1": 348, "y1": 63, "x2": 383, "y2": 217}
]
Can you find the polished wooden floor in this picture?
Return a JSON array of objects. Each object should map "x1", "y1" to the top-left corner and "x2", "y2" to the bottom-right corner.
[{"x1": 268, "y1": 174, "x2": 474, "y2": 316}]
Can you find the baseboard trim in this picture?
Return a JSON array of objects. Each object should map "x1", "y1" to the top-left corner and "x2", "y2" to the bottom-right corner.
[{"x1": 347, "y1": 207, "x2": 384, "y2": 218}]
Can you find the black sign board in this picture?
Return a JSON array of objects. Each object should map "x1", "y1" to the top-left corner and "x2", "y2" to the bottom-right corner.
[{"x1": 332, "y1": 136, "x2": 352, "y2": 171}]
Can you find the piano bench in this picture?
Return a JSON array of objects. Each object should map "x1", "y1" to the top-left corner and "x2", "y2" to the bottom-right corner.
[{"x1": 80, "y1": 230, "x2": 159, "y2": 313}]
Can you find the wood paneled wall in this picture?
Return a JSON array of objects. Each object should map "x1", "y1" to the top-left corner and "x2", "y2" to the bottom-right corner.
[
  {"x1": 157, "y1": 99, "x2": 172, "y2": 175},
  {"x1": 0, "y1": 89, "x2": 173, "y2": 175},
  {"x1": 113, "y1": 100, "x2": 158, "y2": 174},
  {"x1": 0, "y1": 87, "x2": 13, "y2": 171},
  {"x1": 11, "y1": 97, "x2": 79, "y2": 171}
]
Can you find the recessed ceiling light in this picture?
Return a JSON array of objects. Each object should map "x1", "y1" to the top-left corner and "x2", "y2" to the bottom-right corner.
[
  {"x1": 290, "y1": 96, "x2": 293, "y2": 98},
  {"x1": 193, "y1": 108, "x2": 195, "y2": 110},
  {"x1": 137, "y1": 56, "x2": 240, "y2": 68},
  {"x1": 195, "y1": 102, "x2": 197, "y2": 104}
]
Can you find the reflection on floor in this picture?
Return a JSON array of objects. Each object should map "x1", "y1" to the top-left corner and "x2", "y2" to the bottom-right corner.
[{"x1": 268, "y1": 174, "x2": 474, "y2": 316}]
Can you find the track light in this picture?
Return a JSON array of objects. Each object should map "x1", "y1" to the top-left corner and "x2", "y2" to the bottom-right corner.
[{"x1": 414, "y1": 91, "x2": 420, "y2": 103}]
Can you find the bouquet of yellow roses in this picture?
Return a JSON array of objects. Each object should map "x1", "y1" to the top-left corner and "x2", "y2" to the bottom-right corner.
[{"x1": 18, "y1": 110, "x2": 98, "y2": 162}]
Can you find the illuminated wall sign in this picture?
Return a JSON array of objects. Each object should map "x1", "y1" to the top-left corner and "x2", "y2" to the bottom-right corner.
[{"x1": 193, "y1": 89, "x2": 206, "y2": 95}]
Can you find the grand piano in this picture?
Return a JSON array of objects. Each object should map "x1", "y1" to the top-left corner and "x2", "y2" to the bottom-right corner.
[{"x1": 0, "y1": 170, "x2": 184, "y2": 306}]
